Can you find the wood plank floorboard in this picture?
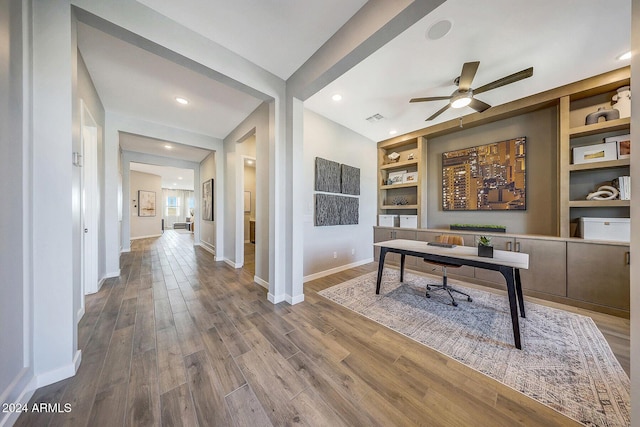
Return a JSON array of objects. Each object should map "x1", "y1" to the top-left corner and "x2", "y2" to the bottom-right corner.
[{"x1": 17, "y1": 230, "x2": 629, "y2": 426}]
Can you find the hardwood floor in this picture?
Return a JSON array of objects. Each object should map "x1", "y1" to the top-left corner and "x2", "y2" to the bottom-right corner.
[{"x1": 16, "y1": 230, "x2": 628, "y2": 426}]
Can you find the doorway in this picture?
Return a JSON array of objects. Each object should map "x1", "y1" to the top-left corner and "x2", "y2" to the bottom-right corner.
[
  {"x1": 81, "y1": 101, "x2": 99, "y2": 307},
  {"x1": 243, "y1": 157, "x2": 256, "y2": 275}
]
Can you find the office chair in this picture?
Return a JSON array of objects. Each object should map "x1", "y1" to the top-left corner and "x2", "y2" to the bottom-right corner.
[{"x1": 424, "y1": 235, "x2": 473, "y2": 306}]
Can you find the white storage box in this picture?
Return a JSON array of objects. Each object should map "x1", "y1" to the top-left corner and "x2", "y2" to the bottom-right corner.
[
  {"x1": 399, "y1": 215, "x2": 418, "y2": 228},
  {"x1": 378, "y1": 214, "x2": 398, "y2": 227},
  {"x1": 577, "y1": 217, "x2": 630, "y2": 242},
  {"x1": 572, "y1": 142, "x2": 617, "y2": 165}
]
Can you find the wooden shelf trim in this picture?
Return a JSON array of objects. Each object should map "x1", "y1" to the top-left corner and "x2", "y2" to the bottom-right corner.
[
  {"x1": 568, "y1": 117, "x2": 630, "y2": 138},
  {"x1": 380, "y1": 183, "x2": 418, "y2": 190},
  {"x1": 379, "y1": 159, "x2": 418, "y2": 171},
  {"x1": 380, "y1": 204, "x2": 419, "y2": 210},
  {"x1": 569, "y1": 158, "x2": 630, "y2": 172},
  {"x1": 569, "y1": 200, "x2": 630, "y2": 208}
]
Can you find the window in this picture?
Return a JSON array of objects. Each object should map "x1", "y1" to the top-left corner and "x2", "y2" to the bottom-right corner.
[{"x1": 166, "y1": 196, "x2": 180, "y2": 216}]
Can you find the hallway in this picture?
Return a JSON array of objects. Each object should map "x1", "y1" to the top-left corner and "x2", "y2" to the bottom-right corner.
[{"x1": 16, "y1": 231, "x2": 609, "y2": 426}]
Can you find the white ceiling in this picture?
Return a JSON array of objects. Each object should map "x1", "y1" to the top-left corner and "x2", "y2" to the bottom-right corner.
[
  {"x1": 305, "y1": 0, "x2": 632, "y2": 142},
  {"x1": 120, "y1": 132, "x2": 212, "y2": 162},
  {"x1": 130, "y1": 162, "x2": 195, "y2": 190},
  {"x1": 136, "y1": 0, "x2": 369, "y2": 80}
]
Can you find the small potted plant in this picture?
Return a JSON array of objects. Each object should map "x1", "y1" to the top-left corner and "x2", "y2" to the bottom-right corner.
[{"x1": 478, "y1": 236, "x2": 493, "y2": 258}]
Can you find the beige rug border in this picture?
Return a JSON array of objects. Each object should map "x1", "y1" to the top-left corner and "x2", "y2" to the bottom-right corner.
[{"x1": 318, "y1": 269, "x2": 629, "y2": 427}]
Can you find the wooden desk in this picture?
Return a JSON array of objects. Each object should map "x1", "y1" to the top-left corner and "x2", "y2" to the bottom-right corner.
[{"x1": 374, "y1": 239, "x2": 529, "y2": 349}]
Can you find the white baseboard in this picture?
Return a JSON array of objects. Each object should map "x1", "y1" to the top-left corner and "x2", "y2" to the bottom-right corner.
[
  {"x1": 76, "y1": 306, "x2": 85, "y2": 322},
  {"x1": 303, "y1": 258, "x2": 374, "y2": 283},
  {"x1": 103, "y1": 270, "x2": 120, "y2": 279},
  {"x1": 254, "y1": 275, "x2": 268, "y2": 289},
  {"x1": 215, "y1": 256, "x2": 224, "y2": 261},
  {"x1": 224, "y1": 258, "x2": 242, "y2": 269},
  {"x1": 36, "y1": 350, "x2": 81, "y2": 388},
  {"x1": 130, "y1": 234, "x2": 162, "y2": 240},
  {"x1": 0, "y1": 369, "x2": 36, "y2": 427},
  {"x1": 120, "y1": 247, "x2": 131, "y2": 253},
  {"x1": 267, "y1": 292, "x2": 285, "y2": 304},
  {"x1": 286, "y1": 293, "x2": 305, "y2": 305},
  {"x1": 196, "y1": 242, "x2": 215, "y2": 256}
]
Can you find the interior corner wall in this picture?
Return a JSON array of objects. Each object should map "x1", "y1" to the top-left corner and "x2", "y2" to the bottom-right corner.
[
  {"x1": 224, "y1": 103, "x2": 269, "y2": 281},
  {"x1": 129, "y1": 172, "x2": 163, "y2": 239},
  {"x1": 199, "y1": 152, "x2": 216, "y2": 252},
  {"x1": 427, "y1": 106, "x2": 559, "y2": 235},
  {"x1": 0, "y1": 0, "x2": 34, "y2": 416},
  {"x1": 77, "y1": 50, "x2": 106, "y2": 280},
  {"x1": 302, "y1": 109, "x2": 377, "y2": 277}
]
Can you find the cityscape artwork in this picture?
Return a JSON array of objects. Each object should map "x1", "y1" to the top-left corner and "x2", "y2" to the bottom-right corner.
[{"x1": 442, "y1": 137, "x2": 526, "y2": 211}]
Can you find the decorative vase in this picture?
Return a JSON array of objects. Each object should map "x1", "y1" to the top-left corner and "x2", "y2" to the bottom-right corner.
[
  {"x1": 478, "y1": 244, "x2": 494, "y2": 258},
  {"x1": 612, "y1": 86, "x2": 631, "y2": 118},
  {"x1": 585, "y1": 107, "x2": 620, "y2": 125}
]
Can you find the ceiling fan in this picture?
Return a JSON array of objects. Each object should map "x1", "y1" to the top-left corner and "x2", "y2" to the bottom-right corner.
[{"x1": 410, "y1": 61, "x2": 534, "y2": 121}]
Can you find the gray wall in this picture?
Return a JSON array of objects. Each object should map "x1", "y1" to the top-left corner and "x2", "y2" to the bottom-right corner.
[
  {"x1": 199, "y1": 152, "x2": 217, "y2": 252},
  {"x1": 0, "y1": 0, "x2": 31, "y2": 412},
  {"x1": 427, "y1": 107, "x2": 558, "y2": 236},
  {"x1": 303, "y1": 109, "x2": 377, "y2": 277},
  {"x1": 129, "y1": 171, "x2": 163, "y2": 238}
]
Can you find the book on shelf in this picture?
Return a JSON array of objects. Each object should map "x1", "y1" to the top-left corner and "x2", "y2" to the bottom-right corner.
[{"x1": 613, "y1": 176, "x2": 631, "y2": 200}]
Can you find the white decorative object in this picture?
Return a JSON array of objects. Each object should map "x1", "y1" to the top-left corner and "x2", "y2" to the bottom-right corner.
[
  {"x1": 586, "y1": 185, "x2": 619, "y2": 200},
  {"x1": 612, "y1": 86, "x2": 631, "y2": 118},
  {"x1": 378, "y1": 214, "x2": 398, "y2": 227},
  {"x1": 605, "y1": 134, "x2": 631, "y2": 159},
  {"x1": 387, "y1": 170, "x2": 406, "y2": 185},
  {"x1": 572, "y1": 142, "x2": 617, "y2": 164},
  {"x1": 578, "y1": 217, "x2": 630, "y2": 242},
  {"x1": 402, "y1": 172, "x2": 418, "y2": 183},
  {"x1": 387, "y1": 152, "x2": 400, "y2": 162},
  {"x1": 399, "y1": 215, "x2": 418, "y2": 228},
  {"x1": 407, "y1": 152, "x2": 415, "y2": 160}
]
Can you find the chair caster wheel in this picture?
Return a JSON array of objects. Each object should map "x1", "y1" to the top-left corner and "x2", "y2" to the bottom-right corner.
[
  {"x1": 452, "y1": 301, "x2": 458, "y2": 307},
  {"x1": 425, "y1": 293, "x2": 431, "y2": 298},
  {"x1": 468, "y1": 297, "x2": 473, "y2": 302},
  {"x1": 426, "y1": 285, "x2": 431, "y2": 291}
]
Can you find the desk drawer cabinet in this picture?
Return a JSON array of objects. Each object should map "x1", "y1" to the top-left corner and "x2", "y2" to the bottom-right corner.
[
  {"x1": 373, "y1": 228, "x2": 416, "y2": 266},
  {"x1": 567, "y1": 242, "x2": 630, "y2": 311},
  {"x1": 516, "y1": 238, "x2": 566, "y2": 297}
]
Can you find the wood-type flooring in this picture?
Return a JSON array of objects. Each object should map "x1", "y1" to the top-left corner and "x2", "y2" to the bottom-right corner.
[{"x1": 16, "y1": 230, "x2": 629, "y2": 426}]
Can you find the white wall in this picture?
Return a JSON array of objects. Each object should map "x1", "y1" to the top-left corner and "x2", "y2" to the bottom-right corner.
[
  {"x1": 244, "y1": 164, "x2": 256, "y2": 241},
  {"x1": 0, "y1": 0, "x2": 34, "y2": 421},
  {"x1": 130, "y1": 171, "x2": 163, "y2": 239},
  {"x1": 224, "y1": 104, "x2": 270, "y2": 284},
  {"x1": 199, "y1": 152, "x2": 217, "y2": 254},
  {"x1": 302, "y1": 109, "x2": 377, "y2": 279}
]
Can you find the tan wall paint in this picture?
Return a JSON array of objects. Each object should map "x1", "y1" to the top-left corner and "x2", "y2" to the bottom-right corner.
[{"x1": 130, "y1": 171, "x2": 163, "y2": 238}]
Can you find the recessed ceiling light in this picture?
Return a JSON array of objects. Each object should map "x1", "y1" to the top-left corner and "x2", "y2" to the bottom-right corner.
[
  {"x1": 164, "y1": 145, "x2": 172, "y2": 149},
  {"x1": 175, "y1": 97, "x2": 189, "y2": 105},
  {"x1": 247, "y1": 160, "x2": 254, "y2": 165},
  {"x1": 617, "y1": 51, "x2": 631, "y2": 60},
  {"x1": 426, "y1": 20, "x2": 452, "y2": 41},
  {"x1": 178, "y1": 177, "x2": 183, "y2": 180},
  {"x1": 389, "y1": 130, "x2": 398, "y2": 135},
  {"x1": 173, "y1": 182, "x2": 177, "y2": 186},
  {"x1": 332, "y1": 94, "x2": 343, "y2": 102}
]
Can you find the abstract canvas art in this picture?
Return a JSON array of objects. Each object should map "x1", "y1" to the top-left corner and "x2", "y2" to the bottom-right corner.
[
  {"x1": 202, "y1": 179, "x2": 214, "y2": 221},
  {"x1": 315, "y1": 194, "x2": 359, "y2": 226},
  {"x1": 442, "y1": 137, "x2": 526, "y2": 211},
  {"x1": 138, "y1": 190, "x2": 156, "y2": 217},
  {"x1": 340, "y1": 164, "x2": 360, "y2": 195},
  {"x1": 315, "y1": 157, "x2": 341, "y2": 193}
]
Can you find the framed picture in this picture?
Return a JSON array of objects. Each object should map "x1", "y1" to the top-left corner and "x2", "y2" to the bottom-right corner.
[
  {"x1": 387, "y1": 170, "x2": 406, "y2": 185},
  {"x1": 402, "y1": 172, "x2": 418, "y2": 184},
  {"x1": 606, "y1": 134, "x2": 631, "y2": 159},
  {"x1": 138, "y1": 190, "x2": 156, "y2": 217},
  {"x1": 442, "y1": 137, "x2": 526, "y2": 211},
  {"x1": 202, "y1": 179, "x2": 214, "y2": 221}
]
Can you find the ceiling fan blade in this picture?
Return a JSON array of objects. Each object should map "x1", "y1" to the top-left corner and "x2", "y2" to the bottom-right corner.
[
  {"x1": 468, "y1": 98, "x2": 491, "y2": 112},
  {"x1": 473, "y1": 67, "x2": 534, "y2": 95},
  {"x1": 458, "y1": 61, "x2": 480, "y2": 91},
  {"x1": 410, "y1": 96, "x2": 451, "y2": 103},
  {"x1": 426, "y1": 104, "x2": 451, "y2": 121}
]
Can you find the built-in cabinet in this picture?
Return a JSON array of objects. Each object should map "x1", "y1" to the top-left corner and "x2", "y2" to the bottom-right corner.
[
  {"x1": 377, "y1": 136, "x2": 425, "y2": 228},
  {"x1": 558, "y1": 68, "x2": 631, "y2": 237},
  {"x1": 373, "y1": 227, "x2": 629, "y2": 317}
]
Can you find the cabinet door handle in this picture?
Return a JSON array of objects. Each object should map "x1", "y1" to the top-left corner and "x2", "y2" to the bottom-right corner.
[
  {"x1": 625, "y1": 251, "x2": 630, "y2": 265},
  {"x1": 515, "y1": 242, "x2": 521, "y2": 252},
  {"x1": 506, "y1": 241, "x2": 512, "y2": 251}
]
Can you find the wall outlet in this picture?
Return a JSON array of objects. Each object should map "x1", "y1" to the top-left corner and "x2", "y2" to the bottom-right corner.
[{"x1": 333, "y1": 251, "x2": 337, "y2": 259}]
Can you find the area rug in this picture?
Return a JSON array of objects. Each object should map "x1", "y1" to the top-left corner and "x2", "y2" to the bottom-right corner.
[{"x1": 318, "y1": 269, "x2": 630, "y2": 427}]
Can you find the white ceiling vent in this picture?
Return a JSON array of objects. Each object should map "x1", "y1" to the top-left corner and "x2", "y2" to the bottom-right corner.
[{"x1": 366, "y1": 113, "x2": 384, "y2": 123}]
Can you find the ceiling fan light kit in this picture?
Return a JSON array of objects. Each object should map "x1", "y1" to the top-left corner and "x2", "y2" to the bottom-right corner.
[{"x1": 410, "y1": 61, "x2": 534, "y2": 121}]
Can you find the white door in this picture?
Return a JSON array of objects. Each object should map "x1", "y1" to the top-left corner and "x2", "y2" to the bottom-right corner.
[{"x1": 81, "y1": 102, "x2": 99, "y2": 303}]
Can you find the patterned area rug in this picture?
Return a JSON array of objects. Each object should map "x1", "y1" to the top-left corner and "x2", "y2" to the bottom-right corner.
[{"x1": 318, "y1": 269, "x2": 630, "y2": 427}]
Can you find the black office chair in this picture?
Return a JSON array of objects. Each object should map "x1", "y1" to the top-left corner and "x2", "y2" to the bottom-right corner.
[{"x1": 424, "y1": 235, "x2": 473, "y2": 306}]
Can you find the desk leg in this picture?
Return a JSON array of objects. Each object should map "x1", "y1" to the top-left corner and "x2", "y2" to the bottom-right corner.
[
  {"x1": 515, "y1": 268, "x2": 525, "y2": 318},
  {"x1": 400, "y1": 254, "x2": 406, "y2": 283},
  {"x1": 376, "y1": 248, "x2": 388, "y2": 294},
  {"x1": 500, "y1": 266, "x2": 522, "y2": 350}
]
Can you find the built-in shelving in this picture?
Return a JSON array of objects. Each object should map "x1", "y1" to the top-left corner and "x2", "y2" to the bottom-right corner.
[
  {"x1": 569, "y1": 200, "x2": 630, "y2": 208},
  {"x1": 569, "y1": 158, "x2": 630, "y2": 172},
  {"x1": 379, "y1": 159, "x2": 419, "y2": 171},
  {"x1": 380, "y1": 204, "x2": 419, "y2": 210},
  {"x1": 568, "y1": 117, "x2": 630, "y2": 138},
  {"x1": 380, "y1": 182, "x2": 418, "y2": 190}
]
